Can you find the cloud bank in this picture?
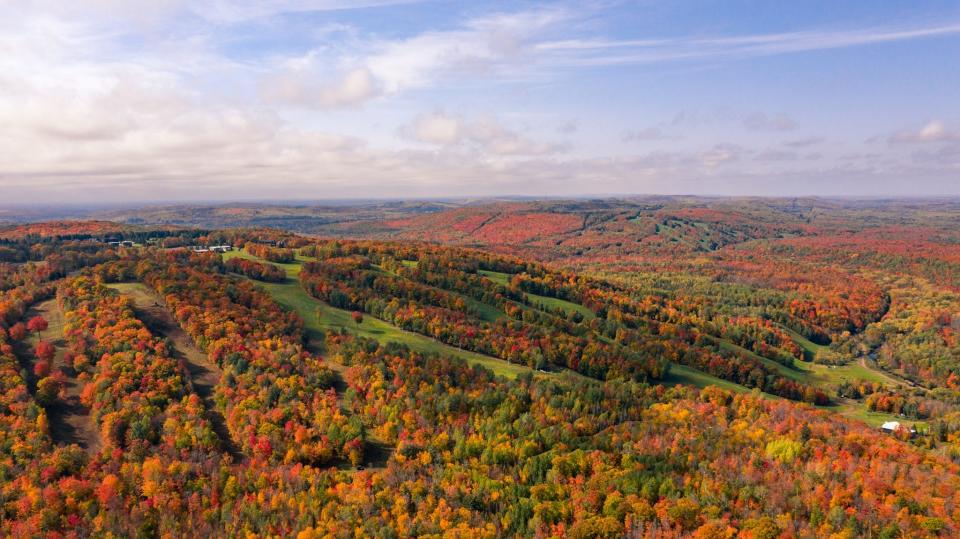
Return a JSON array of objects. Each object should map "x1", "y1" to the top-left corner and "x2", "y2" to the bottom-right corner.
[{"x1": 0, "y1": 1, "x2": 958, "y2": 202}]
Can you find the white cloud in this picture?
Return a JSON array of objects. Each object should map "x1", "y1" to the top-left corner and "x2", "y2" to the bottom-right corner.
[
  {"x1": 910, "y1": 144, "x2": 960, "y2": 168},
  {"x1": 260, "y1": 67, "x2": 380, "y2": 108},
  {"x1": 364, "y1": 8, "x2": 566, "y2": 93},
  {"x1": 402, "y1": 111, "x2": 559, "y2": 156},
  {"x1": 889, "y1": 120, "x2": 959, "y2": 143},
  {"x1": 0, "y1": 2, "x2": 957, "y2": 202},
  {"x1": 406, "y1": 111, "x2": 463, "y2": 145},
  {"x1": 0, "y1": 3, "x2": 567, "y2": 202},
  {"x1": 257, "y1": 7, "x2": 569, "y2": 108},
  {"x1": 698, "y1": 143, "x2": 747, "y2": 168}
]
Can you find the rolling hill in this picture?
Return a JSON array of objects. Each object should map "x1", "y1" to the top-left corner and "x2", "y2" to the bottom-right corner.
[{"x1": 2, "y1": 210, "x2": 960, "y2": 536}]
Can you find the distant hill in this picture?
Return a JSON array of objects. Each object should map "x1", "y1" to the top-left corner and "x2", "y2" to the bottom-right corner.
[{"x1": 0, "y1": 220, "x2": 140, "y2": 240}]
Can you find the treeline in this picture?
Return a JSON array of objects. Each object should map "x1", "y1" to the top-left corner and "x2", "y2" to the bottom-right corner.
[
  {"x1": 0, "y1": 245, "x2": 120, "y2": 326},
  {"x1": 224, "y1": 257, "x2": 286, "y2": 282},
  {"x1": 59, "y1": 276, "x2": 219, "y2": 453},
  {"x1": 300, "y1": 255, "x2": 670, "y2": 382},
  {"x1": 244, "y1": 243, "x2": 296, "y2": 263},
  {"x1": 514, "y1": 270, "x2": 807, "y2": 367},
  {"x1": 290, "y1": 240, "x2": 834, "y2": 401},
  {"x1": 98, "y1": 252, "x2": 362, "y2": 465},
  {"x1": 0, "y1": 316, "x2": 54, "y2": 502}
]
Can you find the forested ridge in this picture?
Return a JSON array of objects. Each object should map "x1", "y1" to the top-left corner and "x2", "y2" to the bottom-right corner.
[{"x1": 1, "y1": 210, "x2": 960, "y2": 537}]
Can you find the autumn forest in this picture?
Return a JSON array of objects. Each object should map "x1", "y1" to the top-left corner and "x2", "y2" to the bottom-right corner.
[{"x1": 2, "y1": 197, "x2": 960, "y2": 538}]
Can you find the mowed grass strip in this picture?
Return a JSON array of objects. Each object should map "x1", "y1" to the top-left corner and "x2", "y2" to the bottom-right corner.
[
  {"x1": 373, "y1": 263, "x2": 503, "y2": 323},
  {"x1": 780, "y1": 326, "x2": 830, "y2": 359},
  {"x1": 223, "y1": 251, "x2": 532, "y2": 379},
  {"x1": 230, "y1": 251, "x2": 763, "y2": 390},
  {"x1": 478, "y1": 269, "x2": 596, "y2": 320},
  {"x1": 772, "y1": 327, "x2": 906, "y2": 387},
  {"x1": 465, "y1": 262, "x2": 925, "y2": 428},
  {"x1": 711, "y1": 332, "x2": 903, "y2": 389},
  {"x1": 827, "y1": 400, "x2": 925, "y2": 430},
  {"x1": 664, "y1": 364, "x2": 759, "y2": 395}
]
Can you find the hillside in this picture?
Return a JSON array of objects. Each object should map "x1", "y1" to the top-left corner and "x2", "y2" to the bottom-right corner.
[
  {"x1": 332, "y1": 197, "x2": 960, "y2": 264},
  {"x1": 325, "y1": 199, "x2": 960, "y2": 429},
  {"x1": 1, "y1": 219, "x2": 959, "y2": 536}
]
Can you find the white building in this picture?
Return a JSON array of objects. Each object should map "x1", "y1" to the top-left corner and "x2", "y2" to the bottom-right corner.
[
  {"x1": 880, "y1": 421, "x2": 901, "y2": 433},
  {"x1": 881, "y1": 421, "x2": 917, "y2": 437}
]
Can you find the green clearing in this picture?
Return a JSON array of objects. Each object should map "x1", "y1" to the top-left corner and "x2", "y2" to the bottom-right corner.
[
  {"x1": 223, "y1": 251, "x2": 531, "y2": 379},
  {"x1": 676, "y1": 338, "x2": 903, "y2": 412},
  {"x1": 108, "y1": 282, "x2": 154, "y2": 304},
  {"x1": 664, "y1": 364, "x2": 756, "y2": 395},
  {"x1": 458, "y1": 294, "x2": 505, "y2": 323},
  {"x1": 798, "y1": 360, "x2": 898, "y2": 386},
  {"x1": 229, "y1": 252, "x2": 764, "y2": 392},
  {"x1": 711, "y1": 334, "x2": 901, "y2": 388},
  {"x1": 779, "y1": 325, "x2": 831, "y2": 360},
  {"x1": 372, "y1": 263, "x2": 503, "y2": 323},
  {"x1": 25, "y1": 298, "x2": 67, "y2": 359},
  {"x1": 712, "y1": 337, "x2": 808, "y2": 382},
  {"x1": 829, "y1": 400, "x2": 925, "y2": 430},
  {"x1": 225, "y1": 251, "x2": 756, "y2": 391},
  {"x1": 223, "y1": 250, "x2": 911, "y2": 428},
  {"x1": 710, "y1": 330, "x2": 921, "y2": 426},
  {"x1": 478, "y1": 269, "x2": 509, "y2": 285},
  {"x1": 479, "y1": 269, "x2": 596, "y2": 320},
  {"x1": 778, "y1": 325, "x2": 910, "y2": 387}
]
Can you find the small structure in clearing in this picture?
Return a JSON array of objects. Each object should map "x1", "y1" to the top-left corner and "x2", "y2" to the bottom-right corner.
[
  {"x1": 881, "y1": 421, "x2": 917, "y2": 437},
  {"x1": 191, "y1": 244, "x2": 232, "y2": 253}
]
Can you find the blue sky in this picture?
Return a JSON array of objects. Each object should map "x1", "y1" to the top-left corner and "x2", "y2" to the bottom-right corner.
[{"x1": 0, "y1": 0, "x2": 958, "y2": 203}]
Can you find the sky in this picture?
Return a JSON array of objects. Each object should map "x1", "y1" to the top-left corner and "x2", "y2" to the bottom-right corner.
[{"x1": 0, "y1": 0, "x2": 958, "y2": 204}]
